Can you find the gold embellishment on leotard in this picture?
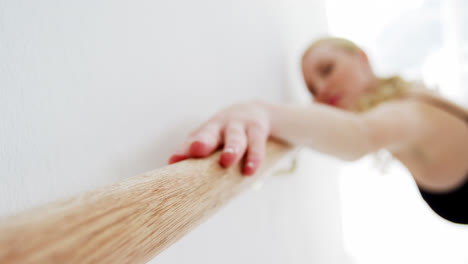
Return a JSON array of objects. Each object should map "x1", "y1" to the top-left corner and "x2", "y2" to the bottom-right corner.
[{"x1": 272, "y1": 147, "x2": 302, "y2": 176}]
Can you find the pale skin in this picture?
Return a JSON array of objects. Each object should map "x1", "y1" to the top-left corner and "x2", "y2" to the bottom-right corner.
[{"x1": 168, "y1": 42, "x2": 468, "y2": 193}]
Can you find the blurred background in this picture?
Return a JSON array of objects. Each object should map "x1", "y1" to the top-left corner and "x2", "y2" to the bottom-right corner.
[
  {"x1": 325, "y1": 1, "x2": 468, "y2": 263},
  {"x1": 0, "y1": 0, "x2": 467, "y2": 263}
]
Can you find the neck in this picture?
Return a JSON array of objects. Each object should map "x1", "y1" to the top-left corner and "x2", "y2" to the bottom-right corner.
[
  {"x1": 355, "y1": 76, "x2": 406, "y2": 112},
  {"x1": 367, "y1": 76, "x2": 386, "y2": 94}
]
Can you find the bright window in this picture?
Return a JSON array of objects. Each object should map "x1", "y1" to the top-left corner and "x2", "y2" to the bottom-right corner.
[{"x1": 325, "y1": 0, "x2": 468, "y2": 263}]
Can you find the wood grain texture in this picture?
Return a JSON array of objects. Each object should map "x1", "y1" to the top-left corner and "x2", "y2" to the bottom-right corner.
[{"x1": 0, "y1": 139, "x2": 293, "y2": 264}]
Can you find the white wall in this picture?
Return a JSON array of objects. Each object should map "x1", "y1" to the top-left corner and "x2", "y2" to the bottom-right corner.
[{"x1": 0, "y1": 0, "x2": 353, "y2": 263}]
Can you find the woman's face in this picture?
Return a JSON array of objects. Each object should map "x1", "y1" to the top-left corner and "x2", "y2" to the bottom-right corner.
[{"x1": 301, "y1": 43, "x2": 377, "y2": 111}]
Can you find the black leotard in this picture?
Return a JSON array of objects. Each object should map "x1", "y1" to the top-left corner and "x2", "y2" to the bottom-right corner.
[
  {"x1": 414, "y1": 96, "x2": 468, "y2": 224},
  {"x1": 419, "y1": 177, "x2": 468, "y2": 224}
]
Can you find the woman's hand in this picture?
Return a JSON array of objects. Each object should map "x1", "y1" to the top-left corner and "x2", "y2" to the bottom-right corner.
[{"x1": 168, "y1": 100, "x2": 271, "y2": 176}]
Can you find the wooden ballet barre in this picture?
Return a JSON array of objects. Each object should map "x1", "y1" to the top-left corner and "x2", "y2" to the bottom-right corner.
[{"x1": 0, "y1": 139, "x2": 294, "y2": 264}]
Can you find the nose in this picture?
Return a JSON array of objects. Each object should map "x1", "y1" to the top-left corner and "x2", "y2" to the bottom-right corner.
[{"x1": 315, "y1": 80, "x2": 328, "y2": 96}]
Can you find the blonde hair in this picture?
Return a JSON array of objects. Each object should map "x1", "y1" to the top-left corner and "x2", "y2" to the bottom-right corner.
[{"x1": 302, "y1": 37, "x2": 363, "y2": 61}]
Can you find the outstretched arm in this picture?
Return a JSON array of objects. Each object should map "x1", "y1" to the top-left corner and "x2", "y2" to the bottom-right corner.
[
  {"x1": 168, "y1": 99, "x2": 428, "y2": 175},
  {"x1": 264, "y1": 98, "x2": 431, "y2": 160},
  {"x1": 262, "y1": 100, "x2": 372, "y2": 161}
]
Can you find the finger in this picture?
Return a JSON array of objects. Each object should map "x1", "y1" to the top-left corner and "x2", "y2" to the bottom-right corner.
[
  {"x1": 168, "y1": 139, "x2": 193, "y2": 164},
  {"x1": 219, "y1": 121, "x2": 247, "y2": 168},
  {"x1": 242, "y1": 124, "x2": 269, "y2": 176},
  {"x1": 168, "y1": 154, "x2": 189, "y2": 164},
  {"x1": 187, "y1": 121, "x2": 223, "y2": 158},
  {"x1": 168, "y1": 143, "x2": 191, "y2": 164},
  {"x1": 168, "y1": 121, "x2": 222, "y2": 164}
]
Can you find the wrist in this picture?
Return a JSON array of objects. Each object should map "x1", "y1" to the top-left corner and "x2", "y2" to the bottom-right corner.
[{"x1": 250, "y1": 99, "x2": 274, "y2": 134}]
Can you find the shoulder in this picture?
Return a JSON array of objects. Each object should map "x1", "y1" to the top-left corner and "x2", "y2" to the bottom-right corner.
[
  {"x1": 363, "y1": 80, "x2": 466, "y2": 127},
  {"x1": 358, "y1": 96, "x2": 454, "y2": 152},
  {"x1": 357, "y1": 78, "x2": 468, "y2": 153}
]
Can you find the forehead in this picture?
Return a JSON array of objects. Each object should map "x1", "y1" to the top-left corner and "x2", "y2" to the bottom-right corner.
[
  {"x1": 302, "y1": 43, "x2": 346, "y2": 71},
  {"x1": 302, "y1": 44, "x2": 341, "y2": 70}
]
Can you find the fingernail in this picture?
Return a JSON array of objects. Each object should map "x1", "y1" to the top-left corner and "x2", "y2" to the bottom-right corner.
[
  {"x1": 246, "y1": 161, "x2": 255, "y2": 168},
  {"x1": 168, "y1": 154, "x2": 188, "y2": 164}
]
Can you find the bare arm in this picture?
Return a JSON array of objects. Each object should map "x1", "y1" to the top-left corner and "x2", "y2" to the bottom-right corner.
[
  {"x1": 260, "y1": 100, "x2": 372, "y2": 161},
  {"x1": 261, "y1": 99, "x2": 432, "y2": 160},
  {"x1": 168, "y1": 99, "x2": 430, "y2": 175}
]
